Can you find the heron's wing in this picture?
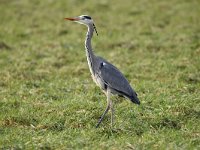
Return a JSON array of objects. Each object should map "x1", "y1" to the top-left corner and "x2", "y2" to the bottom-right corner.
[{"x1": 97, "y1": 57, "x2": 134, "y2": 97}]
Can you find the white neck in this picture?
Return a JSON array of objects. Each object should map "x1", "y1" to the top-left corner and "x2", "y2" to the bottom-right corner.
[{"x1": 85, "y1": 24, "x2": 96, "y2": 75}]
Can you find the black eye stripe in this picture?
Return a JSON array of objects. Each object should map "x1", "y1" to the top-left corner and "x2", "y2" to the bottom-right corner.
[{"x1": 83, "y1": 16, "x2": 91, "y2": 19}]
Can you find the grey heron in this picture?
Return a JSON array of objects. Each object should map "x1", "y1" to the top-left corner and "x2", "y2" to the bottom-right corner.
[{"x1": 65, "y1": 15, "x2": 140, "y2": 128}]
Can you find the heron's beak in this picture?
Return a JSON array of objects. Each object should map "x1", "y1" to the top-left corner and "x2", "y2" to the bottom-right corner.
[{"x1": 64, "y1": 17, "x2": 80, "y2": 21}]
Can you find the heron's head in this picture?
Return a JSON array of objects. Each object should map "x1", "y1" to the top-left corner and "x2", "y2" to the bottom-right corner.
[
  {"x1": 65, "y1": 15, "x2": 98, "y2": 35},
  {"x1": 65, "y1": 15, "x2": 94, "y2": 26}
]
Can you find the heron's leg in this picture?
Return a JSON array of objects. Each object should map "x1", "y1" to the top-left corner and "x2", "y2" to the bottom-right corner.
[
  {"x1": 110, "y1": 100, "x2": 114, "y2": 127},
  {"x1": 96, "y1": 89, "x2": 111, "y2": 128}
]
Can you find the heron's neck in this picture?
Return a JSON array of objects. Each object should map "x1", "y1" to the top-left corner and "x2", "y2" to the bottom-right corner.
[{"x1": 85, "y1": 24, "x2": 96, "y2": 74}]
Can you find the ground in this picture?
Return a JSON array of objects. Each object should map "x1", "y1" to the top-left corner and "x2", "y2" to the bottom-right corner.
[{"x1": 0, "y1": 0, "x2": 200, "y2": 149}]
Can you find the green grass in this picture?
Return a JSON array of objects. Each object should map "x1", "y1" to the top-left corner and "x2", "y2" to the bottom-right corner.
[{"x1": 0, "y1": 0, "x2": 200, "y2": 149}]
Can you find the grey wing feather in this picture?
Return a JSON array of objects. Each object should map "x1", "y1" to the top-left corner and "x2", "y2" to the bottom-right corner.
[{"x1": 97, "y1": 57, "x2": 134, "y2": 97}]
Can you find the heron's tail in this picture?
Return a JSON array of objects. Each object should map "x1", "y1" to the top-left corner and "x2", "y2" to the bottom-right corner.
[
  {"x1": 129, "y1": 93, "x2": 140, "y2": 105},
  {"x1": 116, "y1": 89, "x2": 140, "y2": 105}
]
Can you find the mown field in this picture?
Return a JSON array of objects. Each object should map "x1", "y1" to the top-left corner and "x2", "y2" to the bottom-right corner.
[{"x1": 0, "y1": 0, "x2": 200, "y2": 149}]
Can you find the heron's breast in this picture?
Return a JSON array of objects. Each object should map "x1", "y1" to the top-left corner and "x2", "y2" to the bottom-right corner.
[{"x1": 91, "y1": 74, "x2": 106, "y2": 91}]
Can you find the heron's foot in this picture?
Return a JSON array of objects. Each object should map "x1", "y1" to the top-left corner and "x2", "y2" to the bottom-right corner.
[
  {"x1": 96, "y1": 117, "x2": 104, "y2": 128},
  {"x1": 96, "y1": 122, "x2": 100, "y2": 128},
  {"x1": 96, "y1": 105, "x2": 110, "y2": 128}
]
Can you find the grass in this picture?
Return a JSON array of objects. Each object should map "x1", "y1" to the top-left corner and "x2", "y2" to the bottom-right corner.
[{"x1": 0, "y1": 0, "x2": 200, "y2": 149}]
